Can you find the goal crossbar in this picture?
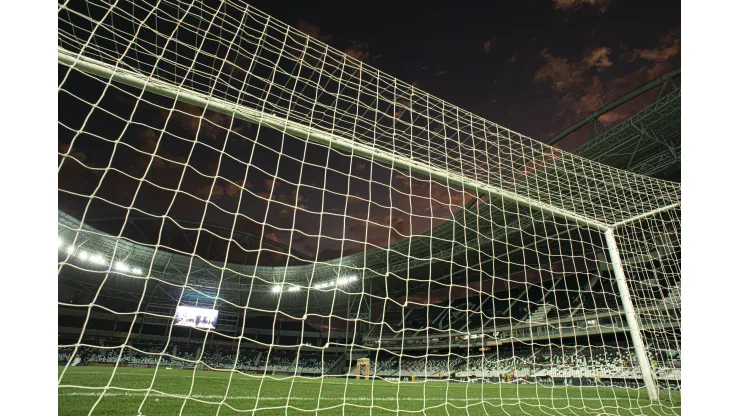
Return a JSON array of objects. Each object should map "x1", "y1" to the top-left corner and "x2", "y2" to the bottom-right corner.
[{"x1": 58, "y1": 48, "x2": 613, "y2": 232}]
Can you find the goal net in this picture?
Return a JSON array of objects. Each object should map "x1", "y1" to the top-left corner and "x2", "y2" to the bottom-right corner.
[{"x1": 58, "y1": 1, "x2": 681, "y2": 415}]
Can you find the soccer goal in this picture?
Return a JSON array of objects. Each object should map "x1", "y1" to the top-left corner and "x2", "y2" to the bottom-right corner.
[{"x1": 58, "y1": 1, "x2": 680, "y2": 415}]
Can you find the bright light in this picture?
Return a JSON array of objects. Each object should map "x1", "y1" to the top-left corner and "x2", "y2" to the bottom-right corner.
[
  {"x1": 314, "y1": 282, "x2": 328, "y2": 289},
  {"x1": 336, "y1": 277, "x2": 350, "y2": 286},
  {"x1": 90, "y1": 253, "x2": 105, "y2": 265},
  {"x1": 66, "y1": 245, "x2": 75, "y2": 255},
  {"x1": 132, "y1": 267, "x2": 143, "y2": 275},
  {"x1": 78, "y1": 251, "x2": 89, "y2": 261},
  {"x1": 58, "y1": 237, "x2": 64, "y2": 248},
  {"x1": 287, "y1": 285, "x2": 300, "y2": 292},
  {"x1": 348, "y1": 275, "x2": 358, "y2": 282},
  {"x1": 270, "y1": 285, "x2": 282, "y2": 293},
  {"x1": 115, "y1": 261, "x2": 129, "y2": 273}
]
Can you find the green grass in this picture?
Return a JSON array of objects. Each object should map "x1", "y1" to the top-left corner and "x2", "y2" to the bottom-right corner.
[{"x1": 58, "y1": 366, "x2": 680, "y2": 416}]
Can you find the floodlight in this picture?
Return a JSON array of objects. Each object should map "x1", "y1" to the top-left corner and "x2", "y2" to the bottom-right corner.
[
  {"x1": 337, "y1": 277, "x2": 350, "y2": 286},
  {"x1": 287, "y1": 285, "x2": 300, "y2": 292},
  {"x1": 66, "y1": 245, "x2": 75, "y2": 255},
  {"x1": 90, "y1": 253, "x2": 105, "y2": 265},
  {"x1": 132, "y1": 267, "x2": 142, "y2": 275},
  {"x1": 78, "y1": 251, "x2": 89, "y2": 261},
  {"x1": 270, "y1": 285, "x2": 282, "y2": 293},
  {"x1": 115, "y1": 261, "x2": 129, "y2": 273},
  {"x1": 58, "y1": 236, "x2": 64, "y2": 248}
]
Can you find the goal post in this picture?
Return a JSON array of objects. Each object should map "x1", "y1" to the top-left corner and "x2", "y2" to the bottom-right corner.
[
  {"x1": 58, "y1": 1, "x2": 680, "y2": 415},
  {"x1": 604, "y1": 228, "x2": 659, "y2": 401}
]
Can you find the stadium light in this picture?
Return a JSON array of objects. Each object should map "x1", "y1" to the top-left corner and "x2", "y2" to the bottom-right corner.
[
  {"x1": 66, "y1": 245, "x2": 75, "y2": 255},
  {"x1": 132, "y1": 267, "x2": 142, "y2": 275},
  {"x1": 58, "y1": 236, "x2": 64, "y2": 248},
  {"x1": 336, "y1": 277, "x2": 350, "y2": 286},
  {"x1": 270, "y1": 285, "x2": 282, "y2": 293},
  {"x1": 90, "y1": 253, "x2": 105, "y2": 265},
  {"x1": 115, "y1": 261, "x2": 129, "y2": 273},
  {"x1": 348, "y1": 275, "x2": 358, "y2": 282},
  {"x1": 78, "y1": 251, "x2": 89, "y2": 261},
  {"x1": 287, "y1": 285, "x2": 300, "y2": 292}
]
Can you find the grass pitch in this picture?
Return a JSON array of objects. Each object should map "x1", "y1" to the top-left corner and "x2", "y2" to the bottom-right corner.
[{"x1": 58, "y1": 366, "x2": 680, "y2": 416}]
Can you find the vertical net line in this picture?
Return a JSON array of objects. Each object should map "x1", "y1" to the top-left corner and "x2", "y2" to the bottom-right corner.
[
  {"x1": 420, "y1": 90, "x2": 435, "y2": 413},
  {"x1": 580, "y1": 158, "x2": 615, "y2": 410},
  {"x1": 527, "y1": 134, "x2": 552, "y2": 413},
  {"x1": 215, "y1": 6, "x2": 275, "y2": 412},
  {"x1": 246, "y1": 18, "x2": 305, "y2": 414},
  {"x1": 450, "y1": 105, "x2": 473, "y2": 416},
  {"x1": 477, "y1": 118, "x2": 498, "y2": 413},
  {"x1": 438, "y1": 99, "x2": 456, "y2": 415},
  {"x1": 528, "y1": 139, "x2": 564, "y2": 412},
  {"x1": 309, "y1": 39, "x2": 349, "y2": 415},
  {"x1": 465, "y1": 115, "x2": 485, "y2": 413},
  {"x1": 480, "y1": 123, "x2": 506, "y2": 412},
  {"x1": 279, "y1": 30, "x2": 320, "y2": 413},
  {"x1": 366, "y1": 62, "x2": 385, "y2": 414},
  {"x1": 287, "y1": 37, "x2": 332, "y2": 405},
  {"x1": 390, "y1": 76, "x2": 404, "y2": 415},
  {"x1": 336, "y1": 51, "x2": 364, "y2": 413}
]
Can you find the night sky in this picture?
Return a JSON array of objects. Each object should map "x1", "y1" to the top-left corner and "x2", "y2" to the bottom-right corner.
[
  {"x1": 58, "y1": 0, "x2": 680, "y2": 268},
  {"x1": 246, "y1": 0, "x2": 680, "y2": 149}
]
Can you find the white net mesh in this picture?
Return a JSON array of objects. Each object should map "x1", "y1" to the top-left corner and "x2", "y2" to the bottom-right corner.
[{"x1": 58, "y1": 1, "x2": 681, "y2": 415}]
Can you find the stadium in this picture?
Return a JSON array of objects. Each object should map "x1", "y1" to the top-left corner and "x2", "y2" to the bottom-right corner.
[{"x1": 58, "y1": 1, "x2": 681, "y2": 415}]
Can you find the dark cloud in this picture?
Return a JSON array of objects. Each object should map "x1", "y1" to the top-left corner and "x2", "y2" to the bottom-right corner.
[
  {"x1": 553, "y1": 0, "x2": 609, "y2": 13},
  {"x1": 344, "y1": 40, "x2": 370, "y2": 62},
  {"x1": 224, "y1": 182, "x2": 240, "y2": 197},
  {"x1": 535, "y1": 31, "x2": 679, "y2": 133},
  {"x1": 346, "y1": 193, "x2": 365, "y2": 205},
  {"x1": 59, "y1": 143, "x2": 87, "y2": 164},
  {"x1": 264, "y1": 178, "x2": 280, "y2": 189},
  {"x1": 481, "y1": 38, "x2": 495, "y2": 54},
  {"x1": 631, "y1": 34, "x2": 680, "y2": 63},
  {"x1": 295, "y1": 20, "x2": 332, "y2": 42},
  {"x1": 583, "y1": 47, "x2": 613, "y2": 70},
  {"x1": 195, "y1": 184, "x2": 224, "y2": 200},
  {"x1": 291, "y1": 188, "x2": 307, "y2": 203},
  {"x1": 534, "y1": 49, "x2": 585, "y2": 92}
]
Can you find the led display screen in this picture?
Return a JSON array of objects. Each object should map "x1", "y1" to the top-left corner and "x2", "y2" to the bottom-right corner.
[{"x1": 174, "y1": 306, "x2": 218, "y2": 329}]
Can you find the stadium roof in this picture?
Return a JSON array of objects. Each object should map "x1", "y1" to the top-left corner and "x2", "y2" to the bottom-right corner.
[
  {"x1": 553, "y1": 70, "x2": 681, "y2": 181},
  {"x1": 574, "y1": 88, "x2": 680, "y2": 180}
]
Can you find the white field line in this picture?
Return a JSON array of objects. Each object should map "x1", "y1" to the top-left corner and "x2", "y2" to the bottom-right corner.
[
  {"x1": 59, "y1": 371, "x2": 645, "y2": 390},
  {"x1": 58, "y1": 391, "x2": 658, "y2": 402}
]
